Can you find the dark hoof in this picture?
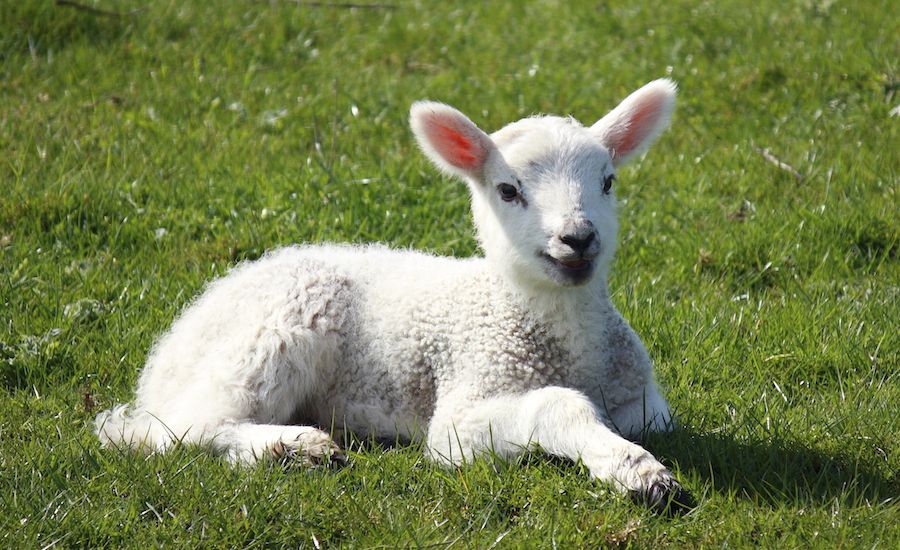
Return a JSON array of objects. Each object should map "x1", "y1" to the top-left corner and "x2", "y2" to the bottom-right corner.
[
  {"x1": 303, "y1": 446, "x2": 349, "y2": 470},
  {"x1": 325, "y1": 449, "x2": 350, "y2": 469},
  {"x1": 631, "y1": 475, "x2": 695, "y2": 515}
]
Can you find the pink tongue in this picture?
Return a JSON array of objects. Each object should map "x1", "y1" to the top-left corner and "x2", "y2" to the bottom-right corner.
[{"x1": 559, "y1": 259, "x2": 588, "y2": 269}]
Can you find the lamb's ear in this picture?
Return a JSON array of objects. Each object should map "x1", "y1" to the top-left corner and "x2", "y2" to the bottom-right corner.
[
  {"x1": 410, "y1": 101, "x2": 495, "y2": 181},
  {"x1": 591, "y1": 79, "x2": 677, "y2": 167}
]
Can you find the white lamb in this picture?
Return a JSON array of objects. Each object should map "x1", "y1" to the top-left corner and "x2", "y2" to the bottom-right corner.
[{"x1": 96, "y1": 79, "x2": 692, "y2": 512}]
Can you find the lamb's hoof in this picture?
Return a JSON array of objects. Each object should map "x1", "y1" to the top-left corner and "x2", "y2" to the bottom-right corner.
[
  {"x1": 271, "y1": 435, "x2": 348, "y2": 469},
  {"x1": 631, "y1": 472, "x2": 695, "y2": 515}
]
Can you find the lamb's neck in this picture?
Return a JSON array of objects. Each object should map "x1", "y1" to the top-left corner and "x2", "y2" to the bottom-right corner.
[{"x1": 509, "y1": 277, "x2": 610, "y2": 325}]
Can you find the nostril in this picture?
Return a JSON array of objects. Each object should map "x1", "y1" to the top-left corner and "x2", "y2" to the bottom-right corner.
[{"x1": 560, "y1": 232, "x2": 595, "y2": 253}]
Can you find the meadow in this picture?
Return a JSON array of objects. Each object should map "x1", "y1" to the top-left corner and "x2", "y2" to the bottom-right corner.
[{"x1": 1, "y1": 0, "x2": 897, "y2": 547}]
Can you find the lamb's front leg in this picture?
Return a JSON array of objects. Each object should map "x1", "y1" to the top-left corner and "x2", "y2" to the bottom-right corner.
[{"x1": 427, "y1": 386, "x2": 693, "y2": 513}]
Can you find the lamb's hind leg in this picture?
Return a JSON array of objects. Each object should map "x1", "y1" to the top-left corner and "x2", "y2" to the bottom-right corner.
[
  {"x1": 101, "y1": 254, "x2": 354, "y2": 466},
  {"x1": 145, "y1": 337, "x2": 347, "y2": 467},
  {"x1": 426, "y1": 386, "x2": 693, "y2": 514}
]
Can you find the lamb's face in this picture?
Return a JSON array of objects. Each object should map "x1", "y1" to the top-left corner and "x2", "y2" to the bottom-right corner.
[
  {"x1": 410, "y1": 79, "x2": 676, "y2": 290},
  {"x1": 473, "y1": 118, "x2": 619, "y2": 287}
]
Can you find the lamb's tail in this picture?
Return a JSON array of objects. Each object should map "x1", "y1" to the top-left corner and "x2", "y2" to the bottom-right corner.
[{"x1": 94, "y1": 404, "x2": 174, "y2": 452}]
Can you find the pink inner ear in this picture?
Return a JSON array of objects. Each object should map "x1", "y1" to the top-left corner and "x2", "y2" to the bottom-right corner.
[
  {"x1": 425, "y1": 118, "x2": 486, "y2": 170},
  {"x1": 615, "y1": 103, "x2": 656, "y2": 157},
  {"x1": 608, "y1": 89, "x2": 670, "y2": 160}
]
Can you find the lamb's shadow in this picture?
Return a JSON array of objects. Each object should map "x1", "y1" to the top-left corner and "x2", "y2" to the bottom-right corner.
[
  {"x1": 319, "y1": 424, "x2": 897, "y2": 508},
  {"x1": 644, "y1": 427, "x2": 897, "y2": 506}
]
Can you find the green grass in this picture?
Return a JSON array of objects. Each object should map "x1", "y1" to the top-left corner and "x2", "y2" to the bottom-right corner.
[{"x1": 1, "y1": 0, "x2": 898, "y2": 546}]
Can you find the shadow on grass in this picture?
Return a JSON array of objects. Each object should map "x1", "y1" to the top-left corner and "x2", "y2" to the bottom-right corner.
[
  {"x1": 336, "y1": 427, "x2": 900, "y2": 510},
  {"x1": 645, "y1": 428, "x2": 898, "y2": 506}
]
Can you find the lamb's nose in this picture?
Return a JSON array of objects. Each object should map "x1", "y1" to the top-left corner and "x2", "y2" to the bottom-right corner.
[{"x1": 560, "y1": 232, "x2": 595, "y2": 254}]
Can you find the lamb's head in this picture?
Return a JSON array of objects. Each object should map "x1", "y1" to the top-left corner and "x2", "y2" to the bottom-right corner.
[{"x1": 411, "y1": 79, "x2": 676, "y2": 289}]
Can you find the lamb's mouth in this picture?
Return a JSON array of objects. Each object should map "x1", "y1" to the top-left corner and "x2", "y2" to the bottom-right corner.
[{"x1": 540, "y1": 253, "x2": 595, "y2": 284}]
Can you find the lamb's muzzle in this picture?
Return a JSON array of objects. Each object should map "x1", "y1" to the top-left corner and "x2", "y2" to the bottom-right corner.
[{"x1": 559, "y1": 231, "x2": 595, "y2": 255}]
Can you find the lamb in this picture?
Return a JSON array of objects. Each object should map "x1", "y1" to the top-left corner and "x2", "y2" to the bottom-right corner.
[{"x1": 96, "y1": 78, "x2": 692, "y2": 512}]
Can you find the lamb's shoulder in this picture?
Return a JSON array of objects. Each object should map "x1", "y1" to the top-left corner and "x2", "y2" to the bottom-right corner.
[
  {"x1": 408, "y1": 281, "x2": 575, "y2": 399},
  {"x1": 443, "y1": 291, "x2": 656, "y2": 406},
  {"x1": 570, "y1": 304, "x2": 656, "y2": 412}
]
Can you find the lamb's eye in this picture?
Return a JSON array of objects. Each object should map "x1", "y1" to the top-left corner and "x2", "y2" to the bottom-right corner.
[
  {"x1": 497, "y1": 183, "x2": 518, "y2": 202},
  {"x1": 602, "y1": 174, "x2": 616, "y2": 195}
]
